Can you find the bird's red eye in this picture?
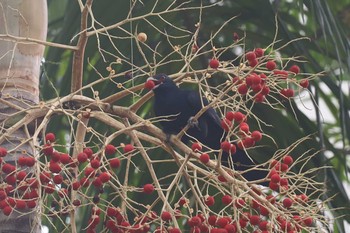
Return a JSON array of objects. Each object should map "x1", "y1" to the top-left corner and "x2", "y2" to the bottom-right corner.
[{"x1": 159, "y1": 76, "x2": 165, "y2": 82}]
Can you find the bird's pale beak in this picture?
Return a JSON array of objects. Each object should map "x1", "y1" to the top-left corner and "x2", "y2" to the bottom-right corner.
[{"x1": 147, "y1": 77, "x2": 162, "y2": 86}]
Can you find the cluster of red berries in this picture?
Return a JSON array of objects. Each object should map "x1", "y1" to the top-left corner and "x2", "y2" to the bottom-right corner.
[
  {"x1": 105, "y1": 205, "x2": 162, "y2": 233},
  {"x1": 0, "y1": 133, "x2": 133, "y2": 219},
  {"x1": 0, "y1": 146, "x2": 39, "y2": 216},
  {"x1": 268, "y1": 155, "x2": 294, "y2": 191},
  {"x1": 245, "y1": 48, "x2": 264, "y2": 67},
  {"x1": 208, "y1": 48, "x2": 310, "y2": 104},
  {"x1": 139, "y1": 191, "x2": 313, "y2": 233}
]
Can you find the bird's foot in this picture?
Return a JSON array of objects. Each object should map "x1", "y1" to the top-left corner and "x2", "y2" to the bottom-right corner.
[{"x1": 188, "y1": 117, "x2": 199, "y2": 128}]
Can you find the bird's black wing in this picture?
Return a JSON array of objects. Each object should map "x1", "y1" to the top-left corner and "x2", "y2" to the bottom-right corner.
[{"x1": 186, "y1": 91, "x2": 222, "y2": 129}]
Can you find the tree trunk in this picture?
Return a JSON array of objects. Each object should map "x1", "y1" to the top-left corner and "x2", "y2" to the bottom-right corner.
[{"x1": 0, "y1": 0, "x2": 47, "y2": 232}]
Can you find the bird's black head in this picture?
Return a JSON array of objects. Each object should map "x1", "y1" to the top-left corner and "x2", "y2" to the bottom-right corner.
[{"x1": 147, "y1": 74, "x2": 177, "y2": 91}]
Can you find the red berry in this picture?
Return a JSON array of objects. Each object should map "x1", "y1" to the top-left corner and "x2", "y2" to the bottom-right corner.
[
  {"x1": 106, "y1": 220, "x2": 116, "y2": 230},
  {"x1": 106, "y1": 207, "x2": 117, "y2": 217},
  {"x1": 2, "y1": 163, "x2": 16, "y2": 174},
  {"x1": 230, "y1": 144, "x2": 237, "y2": 154},
  {"x1": 251, "y1": 74, "x2": 261, "y2": 85},
  {"x1": 44, "y1": 183, "x2": 55, "y2": 194},
  {"x1": 225, "y1": 111, "x2": 234, "y2": 121},
  {"x1": 0, "y1": 147, "x2": 7, "y2": 157},
  {"x1": 300, "y1": 79, "x2": 309, "y2": 88},
  {"x1": 208, "y1": 215, "x2": 217, "y2": 226},
  {"x1": 161, "y1": 211, "x2": 172, "y2": 221},
  {"x1": 105, "y1": 144, "x2": 115, "y2": 155},
  {"x1": 222, "y1": 195, "x2": 232, "y2": 205},
  {"x1": 72, "y1": 181, "x2": 80, "y2": 190},
  {"x1": 51, "y1": 151, "x2": 60, "y2": 162},
  {"x1": 99, "y1": 172, "x2": 110, "y2": 183},
  {"x1": 251, "y1": 199, "x2": 260, "y2": 209},
  {"x1": 235, "y1": 198, "x2": 245, "y2": 208},
  {"x1": 232, "y1": 76, "x2": 242, "y2": 85},
  {"x1": 251, "y1": 131, "x2": 262, "y2": 141},
  {"x1": 225, "y1": 224, "x2": 237, "y2": 233},
  {"x1": 144, "y1": 80, "x2": 155, "y2": 90},
  {"x1": 216, "y1": 217, "x2": 229, "y2": 228},
  {"x1": 283, "y1": 155, "x2": 293, "y2": 166},
  {"x1": 274, "y1": 69, "x2": 289, "y2": 78},
  {"x1": 72, "y1": 199, "x2": 81, "y2": 207},
  {"x1": 280, "y1": 88, "x2": 294, "y2": 98},
  {"x1": 249, "y1": 59, "x2": 258, "y2": 67},
  {"x1": 245, "y1": 75, "x2": 254, "y2": 86},
  {"x1": 90, "y1": 158, "x2": 100, "y2": 169},
  {"x1": 278, "y1": 163, "x2": 288, "y2": 172},
  {"x1": 289, "y1": 65, "x2": 300, "y2": 74},
  {"x1": 303, "y1": 217, "x2": 313, "y2": 226},
  {"x1": 270, "y1": 173, "x2": 280, "y2": 183},
  {"x1": 299, "y1": 193, "x2": 309, "y2": 203},
  {"x1": 260, "y1": 206, "x2": 269, "y2": 216},
  {"x1": 77, "y1": 152, "x2": 88, "y2": 163},
  {"x1": 17, "y1": 156, "x2": 27, "y2": 166},
  {"x1": 169, "y1": 228, "x2": 181, "y2": 233},
  {"x1": 220, "y1": 141, "x2": 231, "y2": 152},
  {"x1": 178, "y1": 198, "x2": 188, "y2": 207},
  {"x1": 188, "y1": 216, "x2": 202, "y2": 227},
  {"x1": 242, "y1": 137, "x2": 255, "y2": 148},
  {"x1": 245, "y1": 51, "x2": 256, "y2": 61},
  {"x1": 83, "y1": 148, "x2": 94, "y2": 158},
  {"x1": 42, "y1": 143, "x2": 53, "y2": 156},
  {"x1": 249, "y1": 215, "x2": 260, "y2": 225},
  {"x1": 237, "y1": 84, "x2": 248, "y2": 95},
  {"x1": 26, "y1": 200, "x2": 36, "y2": 208},
  {"x1": 254, "y1": 93, "x2": 265, "y2": 103},
  {"x1": 15, "y1": 199, "x2": 26, "y2": 209},
  {"x1": 266, "y1": 60, "x2": 276, "y2": 70},
  {"x1": 189, "y1": 227, "x2": 200, "y2": 233},
  {"x1": 221, "y1": 118, "x2": 232, "y2": 132},
  {"x1": 259, "y1": 221, "x2": 269, "y2": 230},
  {"x1": 25, "y1": 157, "x2": 35, "y2": 167},
  {"x1": 2, "y1": 205, "x2": 12, "y2": 216},
  {"x1": 123, "y1": 144, "x2": 134, "y2": 153},
  {"x1": 45, "y1": 133, "x2": 56, "y2": 142},
  {"x1": 143, "y1": 184, "x2": 154, "y2": 194},
  {"x1": 254, "y1": 48, "x2": 264, "y2": 57},
  {"x1": 0, "y1": 191, "x2": 7, "y2": 201},
  {"x1": 261, "y1": 85, "x2": 270, "y2": 95},
  {"x1": 80, "y1": 177, "x2": 90, "y2": 187},
  {"x1": 280, "y1": 178, "x2": 288, "y2": 186},
  {"x1": 191, "y1": 142, "x2": 202, "y2": 152},
  {"x1": 53, "y1": 174, "x2": 63, "y2": 184},
  {"x1": 200, "y1": 153, "x2": 210, "y2": 164},
  {"x1": 270, "y1": 159, "x2": 279, "y2": 168},
  {"x1": 16, "y1": 171, "x2": 27, "y2": 181},
  {"x1": 269, "y1": 181, "x2": 279, "y2": 191},
  {"x1": 92, "y1": 177, "x2": 103, "y2": 187},
  {"x1": 239, "y1": 122, "x2": 249, "y2": 133},
  {"x1": 232, "y1": 112, "x2": 245, "y2": 122},
  {"x1": 60, "y1": 153, "x2": 71, "y2": 164},
  {"x1": 209, "y1": 58, "x2": 220, "y2": 69},
  {"x1": 282, "y1": 197, "x2": 293, "y2": 208},
  {"x1": 109, "y1": 158, "x2": 121, "y2": 168},
  {"x1": 5, "y1": 175, "x2": 16, "y2": 185},
  {"x1": 84, "y1": 167, "x2": 95, "y2": 177},
  {"x1": 205, "y1": 195, "x2": 215, "y2": 206}
]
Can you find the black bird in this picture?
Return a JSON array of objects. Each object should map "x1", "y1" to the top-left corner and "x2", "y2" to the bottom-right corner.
[{"x1": 147, "y1": 74, "x2": 268, "y2": 185}]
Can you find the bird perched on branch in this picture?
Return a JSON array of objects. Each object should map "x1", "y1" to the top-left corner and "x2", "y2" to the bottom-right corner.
[{"x1": 146, "y1": 74, "x2": 268, "y2": 185}]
